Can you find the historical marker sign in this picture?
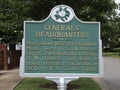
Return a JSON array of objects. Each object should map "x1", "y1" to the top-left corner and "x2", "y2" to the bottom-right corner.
[{"x1": 20, "y1": 5, "x2": 103, "y2": 77}]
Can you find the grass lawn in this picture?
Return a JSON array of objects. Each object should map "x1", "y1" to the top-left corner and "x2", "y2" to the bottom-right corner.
[
  {"x1": 14, "y1": 78, "x2": 101, "y2": 90},
  {"x1": 103, "y1": 52, "x2": 120, "y2": 58}
]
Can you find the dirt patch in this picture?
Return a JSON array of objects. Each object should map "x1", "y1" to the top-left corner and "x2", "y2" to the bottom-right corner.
[
  {"x1": 67, "y1": 84, "x2": 81, "y2": 90},
  {"x1": 39, "y1": 83, "x2": 80, "y2": 90},
  {"x1": 39, "y1": 83, "x2": 57, "y2": 89}
]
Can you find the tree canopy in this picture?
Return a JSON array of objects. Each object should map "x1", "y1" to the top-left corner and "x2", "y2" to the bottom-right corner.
[
  {"x1": 0, "y1": 0, "x2": 119, "y2": 47},
  {"x1": 0, "y1": 0, "x2": 29, "y2": 44}
]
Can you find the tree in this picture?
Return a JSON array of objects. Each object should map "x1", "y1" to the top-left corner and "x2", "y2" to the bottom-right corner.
[
  {"x1": 28, "y1": 0, "x2": 117, "y2": 47},
  {"x1": 0, "y1": 0, "x2": 30, "y2": 49},
  {"x1": 108, "y1": 16, "x2": 120, "y2": 48},
  {"x1": 102, "y1": 1, "x2": 120, "y2": 48},
  {"x1": 0, "y1": 0, "x2": 118, "y2": 49}
]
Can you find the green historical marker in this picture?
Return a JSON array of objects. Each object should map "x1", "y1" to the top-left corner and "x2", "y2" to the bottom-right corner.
[{"x1": 20, "y1": 5, "x2": 103, "y2": 77}]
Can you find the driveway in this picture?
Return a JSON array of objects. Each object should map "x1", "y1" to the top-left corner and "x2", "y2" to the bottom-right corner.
[
  {"x1": 95, "y1": 56, "x2": 120, "y2": 90},
  {"x1": 104, "y1": 57, "x2": 120, "y2": 90}
]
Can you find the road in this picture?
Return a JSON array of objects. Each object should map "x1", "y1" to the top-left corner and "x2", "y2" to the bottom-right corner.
[
  {"x1": 103, "y1": 57, "x2": 120, "y2": 90},
  {"x1": 94, "y1": 56, "x2": 120, "y2": 90}
]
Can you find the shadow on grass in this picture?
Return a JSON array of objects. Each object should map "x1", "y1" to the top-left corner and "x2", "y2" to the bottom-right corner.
[
  {"x1": 39, "y1": 83, "x2": 57, "y2": 89},
  {"x1": 40, "y1": 83, "x2": 80, "y2": 90}
]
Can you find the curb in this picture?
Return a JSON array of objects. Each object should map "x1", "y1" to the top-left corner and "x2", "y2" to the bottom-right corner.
[{"x1": 11, "y1": 78, "x2": 24, "y2": 90}]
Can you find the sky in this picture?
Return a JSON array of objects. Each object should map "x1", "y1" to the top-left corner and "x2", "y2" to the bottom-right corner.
[
  {"x1": 115, "y1": 0, "x2": 120, "y2": 3},
  {"x1": 115, "y1": 0, "x2": 120, "y2": 15}
]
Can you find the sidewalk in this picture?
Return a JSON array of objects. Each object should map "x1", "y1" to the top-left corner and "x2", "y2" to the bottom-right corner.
[{"x1": 0, "y1": 68, "x2": 23, "y2": 90}]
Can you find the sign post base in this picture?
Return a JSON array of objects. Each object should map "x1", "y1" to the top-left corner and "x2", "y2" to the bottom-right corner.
[
  {"x1": 57, "y1": 78, "x2": 66, "y2": 90},
  {"x1": 45, "y1": 77, "x2": 79, "y2": 90}
]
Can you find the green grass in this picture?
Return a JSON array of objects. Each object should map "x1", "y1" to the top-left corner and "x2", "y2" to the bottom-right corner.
[
  {"x1": 103, "y1": 52, "x2": 120, "y2": 58},
  {"x1": 103, "y1": 47, "x2": 120, "y2": 58},
  {"x1": 14, "y1": 78, "x2": 101, "y2": 90},
  {"x1": 112, "y1": 48, "x2": 120, "y2": 52}
]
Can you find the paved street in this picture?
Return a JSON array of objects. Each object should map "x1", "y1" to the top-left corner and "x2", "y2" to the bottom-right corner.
[
  {"x1": 95, "y1": 56, "x2": 120, "y2": 90},
  {"x1": 103, "y1": 57, "x2": 120, "y2": 90}
]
